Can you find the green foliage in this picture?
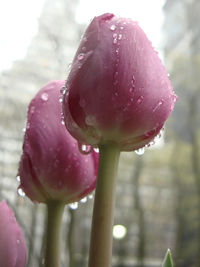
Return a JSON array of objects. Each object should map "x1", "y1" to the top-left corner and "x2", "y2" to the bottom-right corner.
[{"x1": 162, "y1": 249, "x2": 174, "y2": 267}]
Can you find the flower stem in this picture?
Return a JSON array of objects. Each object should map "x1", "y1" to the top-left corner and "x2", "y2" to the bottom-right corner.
[
  {"x1": 44, "y1": 200, "x2": 65, "y2": 267},
  {"x1": 88, "y1": 142, "x2": 120, "y2": 267}
]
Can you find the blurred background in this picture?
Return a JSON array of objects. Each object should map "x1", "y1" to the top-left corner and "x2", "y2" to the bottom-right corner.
[{"x1": 0, "y1": 0, "x2": 200, "y2": 266}]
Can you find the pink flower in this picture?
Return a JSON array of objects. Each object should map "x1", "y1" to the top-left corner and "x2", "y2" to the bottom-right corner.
[
  {"x1": 62, "y1": 13, "x2": 177, "y2": 151},
  {"x1": 0, "y1": 200, "x2": 26, "y2": 267},
  {"x1": 18, "y1": 80, "x2": 98, "y2": 203}
]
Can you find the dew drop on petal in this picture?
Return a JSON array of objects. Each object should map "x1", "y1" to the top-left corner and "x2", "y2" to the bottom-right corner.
[
  {"x1": 16, "y1": 176, "x2": 21, "y2": 182},
  {"x1": 110, "y1": 24, "x2": 116, "y2": 31},
  {"x1": 17, "y1": 187, "x2": 25, "y2": 197},
  {"x1": 135, "y1": 147, "x2": 145, "y2": 155},
  {"x1": 85, "y1": 115, "x2": 97, "y2": 126},
  {"x1": 80, "y1": 197, "x2": 87, "y2": 203},
  {"x1": 118, "y1": 34, "x2": 122, "y2": 40},
  {"x1": 69, "y1": 202, "x2": 78, "y2": 210},
  {"x1": 59, "y1": 96, "x2": 63, "y2": 103},
  {"x1": 136, "y1": 96, "x2": 144, "y2": 104},
  {"x1": 94, "y1": 148, "x2": 99, "y2": 153},
  {"x1": 41, "y1": 93, "x2": 48, "y2": 101},
  {"x1": 77, "y1": 53, "x2": 84, "y2": 61},
  {"x1": 78, "y1": 142, "x2": 92, "y2": 155},
  {"x1": 79, "y1": 99, "x2": 86, "y2": 108},
  {"x1": 88, "y1": 193, "x2": 94, "y2": 199},
  {"x1": 22, "y1": 128, "x2": 26, "y2": 133},
  {"x1": 153, "y1": 99, "x2": 163, "y2": 112},
  {"x1": 60, "y1": 86, "x2": 66, "y2": 95}
]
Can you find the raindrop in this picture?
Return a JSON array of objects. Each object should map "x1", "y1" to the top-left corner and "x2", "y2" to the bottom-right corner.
[
  {"x1": 82, "y1": 46, "x2": 86, "y2": 52},
  {"x1": 80, "y1": 197, "x2": 87, "y2": 203},
  {"x1": 79, "y1": 99, "x2": 86, "y2": 108},
  {"x1": 118, "y1": 34, "x2": 122, "y2": 40},
  {"x1": 41, "y1": 93, "x2": 48, "y2": 101},
  {"x1": 30, "y1": 106, "x2": 35, "y2": 114},
  {"x1": 69, "y1": 202, "x2": 78, "y2": 210},
  {"x1": 129, "y1": 87, "x2": 134, "y2": 93},
  {"x1": 116, "y1": 48, "x2": 120, "y2": 54},
  {"x1": 137, "y1": 96, "x2": 144, "y2": 104},
  {"x1": 60, "y1": 86, "x2": 66, "y2": 95},
  {"x1": 153, "y1": 100, "x2": 163, "y2": 112},
  {"x1": 113, "y1": 38, "x2": 118, "y2": 44},
  {"x1": 22, "y1": 128, "x2": 26, "y2": 133},
  {"x1": 17, "y1": 188, "x2": 25, "y2": 197},
  {"x1": 16, "y1": 176, "x2": 20, "y2": 182},
  {"x1": 78, "y1": 143, "x2": 92, "y2": 155},
  {"x1": 94, "y1": 148, "x2": 99, "y2": 153},
  {"x1": 120, "y1": 26, "x2": 124, "y2": 30},
  {"x1": 88, "y1": 193, "x2": 94, "y2": 199},
  {"x1": 135, "y1": 147, "x2": 145, "y2": 155},
  {"x1": 77, "y1": 53, "x2": 84, "y2": 61},
  {"x1": 85, "y1": 115, "x2": 96, "y2": 126},
  {"x1": 59, "y1": 96, "x2": 63, "y2": 103},
  {"x1": 110, "y1": 24, "x2": 116, "y2": 31}
]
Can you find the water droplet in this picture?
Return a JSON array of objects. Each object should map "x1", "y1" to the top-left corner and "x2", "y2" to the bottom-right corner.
[
  {"x1": 78, "y1": 143, "x2": 92, "y2": 155},
  {"x1": 153, "y1": 99, "x2": 164, "y2": 112},
  {"x1": 16, "y1": 176, "x2": 20, "y2": 182},
  {"x1": 137, "y1": 96, "x2": 144, "y2": 104},
  {"x1": 59, "y1": 96, "x2": 63, "y2": 103},
  {"x1": 77, "y1": 53, "x2": 84, "y2": 61},
  {"x1": 41, "y1": 93, "x2": 48, "y2": 101},
  {"x1": 80, "y1": 197, "x2": 87, "y2": 203},
  {"x1": 60, "y1": 86, "x2": 66, "y2": 95},
  {"x1": 88, "y1": 193, "x2": 94, "y2": 199},
  {"x1": 113, "y1": 38, "x2": 118, "y2": 44},
  {"x1": 120, "y1": 26, "x2": 124, "y2": 30},
  {"x1": 135, "y1": 147, "x2": 145, "y2": 155},
  {"x1": 69, "y1": 202, "x2": 78, "y2": 210},
  {"x1": 85, "y1": 115, "x2": 96, "y2": 126},
  {"x1": 94, "y1": 148, "x2": 99, "y2": 153},
  {"x1": 114, "y1": 92, "x2": 118, "y2": 96},
  {"x1": 79, "y1": 99, "x2": 86, "y2": 108},
  {"x1": 129, "y1": 87, "x2": 134, "y2": 93},
  {"x1": 30, "y1": 106, "x2": 35, "y2": 114},
  {"x1": 118, "y1": 34, "x2": 122, "y2": 40},
  {"x1": 116, "y1": 47, "x2": 120, "y2": 54},
  {"x1": 113, "y1": 33, "x2": 117, "y2": 38},
  {"x1": 17, "y1": 187, "x2": 25, "y2": 197},
  {"x1": 110, "y1": 25, "x2": 116, "y2": 31},
  {"x1": 82, "y1": 46, "x2": 86, "y2": 52},
  {"x1": 22, "y1": 128, "x2": 26, "y2": 133}
]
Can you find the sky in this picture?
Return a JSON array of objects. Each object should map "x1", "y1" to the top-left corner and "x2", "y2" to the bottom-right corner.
[{"x1": 0, "y1": 0, "x2": 165, "y2": 72}]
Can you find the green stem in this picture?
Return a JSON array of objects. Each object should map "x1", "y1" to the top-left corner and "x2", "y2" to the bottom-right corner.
[
  {"x1": 44, "y1": 200, "x2": 65, "y2": 267},
  {"x1": 88, "y1": 142, "x2": 120, "y2": 267}
]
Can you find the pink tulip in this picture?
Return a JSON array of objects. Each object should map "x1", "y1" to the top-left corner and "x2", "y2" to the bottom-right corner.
[
  {"x1": 62, "y1": 13, "x2": 177, "y2": 151},
  {"x1": 0, "y1": 201, "x2": 26, "y2": 267},
  {"x1": 18, "y1": 80, "x2": 98, "y2": 203}
]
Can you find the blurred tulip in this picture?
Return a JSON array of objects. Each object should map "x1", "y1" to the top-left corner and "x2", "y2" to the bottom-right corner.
[
  {"x1": 18, "y1": 80, "x2": 98, "y2": 203},
  {"x1": 0, "y1": 200, "x2": 26, "y2": 267},
  {"x1": 63, "y1": 13, "x2": 177, "y2": 151}
]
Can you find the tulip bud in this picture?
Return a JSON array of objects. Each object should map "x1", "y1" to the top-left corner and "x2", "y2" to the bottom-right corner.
[
  {"x1": 62, "y1": 13, "x2": 177, "y2": 151},
  {"x1": 18, "y1": 80, "x2": 98, "y2": 203},
  {"x1": 0, "y1": 200, "x2": 26, "y2": 267}
]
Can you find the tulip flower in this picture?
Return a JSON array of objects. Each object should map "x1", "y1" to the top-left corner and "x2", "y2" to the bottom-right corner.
[
  {"x1": 62, "y1": 13, "x2": 177, "y2": 151},
  {"x1": 18, "y1": 80, "x2": 98, "y2": 267},
  {"x1": 18, "y1": 80, "x2": 97, "y2": 204},
  {"x1": 62, "y1": 13, "x2": 177, "y2": 267},
  {"x1": 0, "y1": 200, "x2": 26, "y2": 267}
]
